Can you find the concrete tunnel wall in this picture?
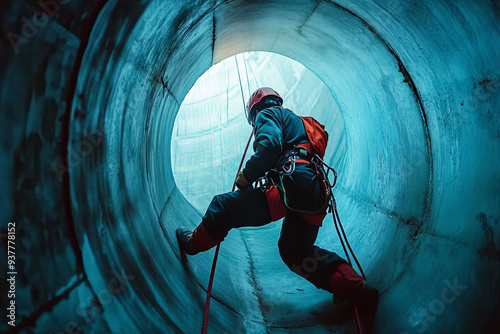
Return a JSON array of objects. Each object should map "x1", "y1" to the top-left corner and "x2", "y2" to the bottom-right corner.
[{"x1": 0, "y1": 0, "x2": 499, "y2": 333}]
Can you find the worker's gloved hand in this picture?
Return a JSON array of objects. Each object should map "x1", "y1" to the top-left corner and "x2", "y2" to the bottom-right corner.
[{"x1": 235, "y1": 170, "x2": 250, "y2": 190}]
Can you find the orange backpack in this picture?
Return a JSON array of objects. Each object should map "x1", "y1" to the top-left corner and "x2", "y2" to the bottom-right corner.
[{"x1": 300, "y1": 116, "x2": 328, "y2": 158}]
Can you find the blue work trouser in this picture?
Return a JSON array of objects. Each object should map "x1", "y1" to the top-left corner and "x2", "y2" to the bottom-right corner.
[{"x1": 201, "y1": 186, "x2": 346, "y2": 292}]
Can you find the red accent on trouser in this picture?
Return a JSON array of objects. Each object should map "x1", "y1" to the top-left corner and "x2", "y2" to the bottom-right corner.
[
  {"x1": 265, "y1": 185, "x2": 326, "y2": 226},
  {"x1": 329, "y1": 263, "x2": 366, "y2": 299},
  {"x1": 191, "y1": 223, "x2": 220, "y2": 252},
  {"x1": 265, "y1": 186, "x2": 287, "y2": 221}
]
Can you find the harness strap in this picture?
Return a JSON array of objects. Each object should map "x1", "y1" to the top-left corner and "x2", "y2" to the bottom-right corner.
[
  {"x1": 294, "y1": 143, "x2": 314, "y2": 164},
  {"x1": 296, "y1": 142, "x2": 313, "y2": 153},
  {"x1": 259, "y1": 144, "x2": 332, "y2": 218}
]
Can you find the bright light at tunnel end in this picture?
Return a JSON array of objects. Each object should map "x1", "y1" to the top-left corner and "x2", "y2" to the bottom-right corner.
[{"x1": 172, "y1": 51, "x2": 345, "y2": 211}]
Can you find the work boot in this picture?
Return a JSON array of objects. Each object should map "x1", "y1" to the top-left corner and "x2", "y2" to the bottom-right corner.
[
  {"x1": 176, "y1": 223, "x2": 221, "y2": 256},
  {"x1": 176, "y1": 227, "x2": 199, "y2": 255},
  {"x1": 328, "y1": 263, "x2": 378, "y2": 332},
  {"x1": 329, "y1": 263, "x2": 366, "y2": 301}
]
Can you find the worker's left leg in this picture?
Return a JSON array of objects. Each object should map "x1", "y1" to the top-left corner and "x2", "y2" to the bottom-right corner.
[
  {"x1": 177, "y1": 187, "x2": 272, "y2": 255},
  {"x1": 278, "y1": 212, "x2": 365, "y2": 299}
]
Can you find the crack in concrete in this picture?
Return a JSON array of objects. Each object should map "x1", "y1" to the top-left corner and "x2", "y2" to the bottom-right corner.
[
  {"x1": 239, "y1": 230, "x2": 271, "y2": 333},
  {"x1": 297, "y1": 0, "x2": 321, "y2": 36},
  {"x1": 322, "y1": 0, "x2": 434, "y2": 225},
  {"x1": 211, "y1": 11, "x2": 217, "y2": 64}
]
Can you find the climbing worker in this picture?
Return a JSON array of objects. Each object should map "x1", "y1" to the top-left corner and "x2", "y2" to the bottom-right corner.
[{"x1": 177, "y1": 87, "x2": 378, "y2": 331}]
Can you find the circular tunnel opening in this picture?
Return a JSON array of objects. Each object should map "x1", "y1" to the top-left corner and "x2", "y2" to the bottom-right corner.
[
  {"x1": 171, "y1": 51, "x2": 345, "y2": 212},
  {"x1": 168, "y1": 51, "x2": 350, "y2": 331}
]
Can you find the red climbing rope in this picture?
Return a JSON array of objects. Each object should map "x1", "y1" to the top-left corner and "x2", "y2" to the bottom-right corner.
[
  {"x1": 330, "y1": 198, "x2": 366, "y2": 334},
  {"x1": 201, "y1": 242, "x2": 220, "y2": 334},
  {"x1": 201, "y1": 130, "x2": 254, "y2": 334},
  {"x1": 353, "y1": 304, "x2": 363, "y2": 333}
]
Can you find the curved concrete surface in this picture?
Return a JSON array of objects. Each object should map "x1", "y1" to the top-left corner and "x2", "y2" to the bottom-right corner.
[{"x1": 1, "y1": 0, "x2": 499, "y2": 333}]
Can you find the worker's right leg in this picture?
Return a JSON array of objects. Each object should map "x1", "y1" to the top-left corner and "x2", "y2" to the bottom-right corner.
[
  {"x1": 277, "y1": 212, "x2": 367, "y2": 299},
  {"x1": 278, "y1": 212, "x2": 379, "y2": 332},
  {"x1": 177, "y1": 187, "x2": 272, "y2": 255}
]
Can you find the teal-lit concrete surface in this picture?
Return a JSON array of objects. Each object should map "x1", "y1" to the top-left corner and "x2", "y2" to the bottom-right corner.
[{"x1": 0, "y1": 0, "x2": 499, "y2": 333}]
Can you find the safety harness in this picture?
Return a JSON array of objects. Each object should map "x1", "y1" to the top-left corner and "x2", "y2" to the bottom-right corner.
[{"x1": 255, "y1": 142, "x2": 337, "y2": 216}]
